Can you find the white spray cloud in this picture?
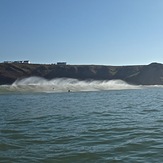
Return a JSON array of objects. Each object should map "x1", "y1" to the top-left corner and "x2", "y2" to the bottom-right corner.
[{"x1": 1, "y1": 76, "x2": 140, "y2": 93}]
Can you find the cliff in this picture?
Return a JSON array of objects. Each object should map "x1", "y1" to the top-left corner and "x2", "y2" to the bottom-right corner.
[{"x1": 0, "y1": 62, "x2": 163, "y2": 85}]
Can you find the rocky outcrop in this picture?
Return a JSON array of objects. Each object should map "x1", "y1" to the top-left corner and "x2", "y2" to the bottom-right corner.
[{"x1": 0, "y1": 62, "x2": 163, "y2": 85}]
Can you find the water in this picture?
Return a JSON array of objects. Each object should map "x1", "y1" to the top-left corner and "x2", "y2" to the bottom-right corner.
[{"x1": 1, "y1": 78, "x2": 163, "y2": 162}]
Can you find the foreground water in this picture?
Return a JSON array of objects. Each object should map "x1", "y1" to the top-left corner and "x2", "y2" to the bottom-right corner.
[{"x1": 1, "y1": 82, "x2": 163, "y2": 162}]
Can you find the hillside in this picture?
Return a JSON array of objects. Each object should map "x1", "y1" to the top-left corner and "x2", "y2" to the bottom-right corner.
[{"x1": 0, "y1": 62, "x2": 163, "y2": 85}]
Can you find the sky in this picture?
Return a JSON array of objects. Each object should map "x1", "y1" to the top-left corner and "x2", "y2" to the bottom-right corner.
[{"x1": 0, "y1": 0, "x2": 163, "y2": 65}]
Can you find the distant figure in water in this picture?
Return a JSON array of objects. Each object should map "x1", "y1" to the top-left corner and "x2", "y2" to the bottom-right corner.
[{"x1": 68, "y1": 90, "x2": 71, "y2": 92}]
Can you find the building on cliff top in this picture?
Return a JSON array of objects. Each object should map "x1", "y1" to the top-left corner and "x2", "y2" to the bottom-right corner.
[
  {"x1": 57, "y1": 62, "x2": 67, "y2": 65},
  {"x1": 4, "y1": 60, "x2": 30, "y2": 64}
]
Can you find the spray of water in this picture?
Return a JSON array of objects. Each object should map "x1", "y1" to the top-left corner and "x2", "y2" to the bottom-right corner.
[{"x1": 0, "y1": 76, "x2": 141, "y2": 93}]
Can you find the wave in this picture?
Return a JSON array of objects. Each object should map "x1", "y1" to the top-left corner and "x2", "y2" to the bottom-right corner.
[{"x1": 0, "y1": 77, "x2": 141, "y2": 93}]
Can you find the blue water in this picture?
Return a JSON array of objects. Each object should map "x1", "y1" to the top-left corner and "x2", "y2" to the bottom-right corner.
[{"x1": 1, "y1": 87, "x2": 163, "y2": 162}]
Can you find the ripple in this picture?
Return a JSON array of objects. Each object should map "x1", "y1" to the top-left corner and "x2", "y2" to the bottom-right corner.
[{"x1": 1, "y1": 89, "x2": 163, "y2": 162}]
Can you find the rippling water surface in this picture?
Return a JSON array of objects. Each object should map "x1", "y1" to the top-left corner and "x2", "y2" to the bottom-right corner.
[{"x1": 1, "y1": 87, "x2": 163, "y2": 162}]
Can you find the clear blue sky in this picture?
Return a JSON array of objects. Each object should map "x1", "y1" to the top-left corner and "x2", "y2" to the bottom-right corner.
[{"x1": 0, "y1": 0, "x2": 163, "y2": 65}]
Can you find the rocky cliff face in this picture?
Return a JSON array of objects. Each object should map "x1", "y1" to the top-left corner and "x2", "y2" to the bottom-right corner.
[
  {"x1": 0, "y1": 62, "x2": 163, "y2": 85},
  {"x1": 125, "y1": 63, "x2": 163, "y2": 85}
]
